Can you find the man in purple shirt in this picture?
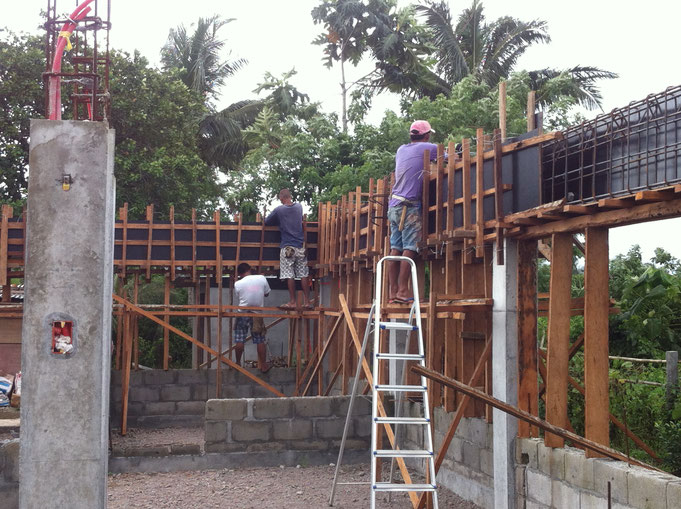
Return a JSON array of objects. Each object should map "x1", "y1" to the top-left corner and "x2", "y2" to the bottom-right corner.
[
  {"x1": 388, "y1": 120, "x2": 438, "y2": 304},
  {"x1": 265, "y1": 189, "x2": 312, "y2": 309}
]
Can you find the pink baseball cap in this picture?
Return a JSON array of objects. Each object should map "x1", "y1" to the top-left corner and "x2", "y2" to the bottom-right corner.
[{"x1": 410, "y1": 120, "x2": 434, "y2": 135}]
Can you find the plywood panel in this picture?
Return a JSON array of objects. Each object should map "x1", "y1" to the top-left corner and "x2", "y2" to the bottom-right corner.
[{"x1": 0, "y1": 318, "x2": 22, "y2": 343}]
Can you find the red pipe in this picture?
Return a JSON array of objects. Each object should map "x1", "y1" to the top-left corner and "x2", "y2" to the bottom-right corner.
[{"x1": 48, "y1": 0, "x2": 95, "y2": 120}]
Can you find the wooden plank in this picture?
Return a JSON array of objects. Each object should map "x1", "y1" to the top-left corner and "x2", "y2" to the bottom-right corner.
[
  {"x1": 475, "y1": 128, "x2": 485, "y2": 258},
  {"x1": 422, "y1": 150, "x2": 431, "y2": 246},
  {"x1": 0, "y1": 204, "x2": 11, "y2": 286},
  {"x1": 120, "y1": 203, "x2": 128, "y2": 278},
  {"x1": 145, "y1": 205, "x2": 154, "y2": 281},
  {"x1": 113, "y1": 294, "x2": 285, "y2": 397},
  {"x1": 517, "y1": 240, "x2": 539, "y2": 437},
  {"x1": 354, "y1": 186, "x2": 361, "y2": 266},
  {"x1": 216, "y1": 258, "x2": 223, "y2": 398},
  {"x1": 169, "y1": 206, "x2": 176, "y2": 277},
  {"x1": 338, "y1": 294, "x2": 419, "y2": 507},
  {"x1": 191, "y1": 209, "x2": 197, "y2": 281},
  {"x1": 435, "y1": 145, "x2": 445, "y2": 243},
  {"x1": 412, "y1": 364, "x2": 662, "y2": 472},
  {"x1": 462, "y1": 138, "x2": 472, "y2": 264},
  {"x1": 163, "y1": 273, "x2": 170, "y2": 371},
  {"x1": 120, "y1": 310, "x2": 132, "y2": 434},
  {"x1": 544, "y1": 233, "x2": 573, "y2": 447},
  {"x1": 499, "y1": 81, "x2": 507, "y2": 140},
  {"x1": 302, "y1": 315, "x2": 342, "y2": 396},
  {"x1": 584, "y1": 227, "x2": 610, "y2": 456},
  {"x1": 493, "y1": 129, "x2": 504, "y2": 264},
  {"x1": 132, "y1": 273, "x2": 139, "y2": 370}
]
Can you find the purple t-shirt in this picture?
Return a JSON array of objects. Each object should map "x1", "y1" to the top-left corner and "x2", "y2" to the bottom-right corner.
[{"x1": 388, "y1": 142, "x2": 438, "y2": 207}]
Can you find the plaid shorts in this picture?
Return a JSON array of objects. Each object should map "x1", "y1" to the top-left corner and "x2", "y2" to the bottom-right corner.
[
  {"x1": 234, "y1": 316, "x2": 266, "y2": 344},
  {"x1": 280, "y1": 246, "x2": 309, "y2": 279}
]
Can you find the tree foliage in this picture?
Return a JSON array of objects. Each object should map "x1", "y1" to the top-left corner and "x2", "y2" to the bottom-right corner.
[{"x1": 0, "y1": 31, "x2": 44, "y2": 206}]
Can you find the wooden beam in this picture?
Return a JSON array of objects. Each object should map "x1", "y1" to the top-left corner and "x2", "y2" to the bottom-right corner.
[
  {"x1": 462, "y1": 139, "x2": 472, "y2": 264},
  {"x1": 584, "y1": 227, "x2": 610, "y2": 457},
  {"x1": 545, "y1": 233, "x2": 573, "y2": 447},
  {"x1": 0, "y1": 204, "x2": 11, "y2": 287},
  {"x1": 411, "y1": 364, "x2": 662, "y2": 472},
  {"x1": 527, "y1": 91, "x2": 536, "y2": 131},
  {"x1": 475, "y1": 128, "x2": 485, "y2": 258},
  {"x1": 499, "y1": 81, "x2": 507, "y2": 140},
  {"x1": 517, "y1": 240, "x2": 539, "y2": 438},
  {"x1": 514, "y1": 198, "x2": 681, "y2": 239},
  {"x1": 163, "y1": 273, "x2": 170, "y2": 371}
]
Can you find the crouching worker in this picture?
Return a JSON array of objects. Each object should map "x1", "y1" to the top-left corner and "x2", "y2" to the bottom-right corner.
[{"x1": 234, "y1": 262, "x2": 272, "y2": 373}]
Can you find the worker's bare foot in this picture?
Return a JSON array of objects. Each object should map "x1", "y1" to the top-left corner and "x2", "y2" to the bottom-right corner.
[
  {"x1": 302, "y1": 301, "x2": 313, "y2": 310},
  {"x1": 260, "y1": 362, "x2": 272, "y2": 373},
  {"x1": 279, "y1": 302, "x2": 296, "y2": 310}
]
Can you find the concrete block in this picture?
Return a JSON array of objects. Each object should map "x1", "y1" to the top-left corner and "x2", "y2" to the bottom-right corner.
[
  {"x1": 516, "y1": 465, "x2": 527, "y2": 500},
  {"x1": 120, "y1": 446, "x2": 172, "y2": 457},
  {"x1": 434, "y1": 406, "x2": 454, "y2": 432},
  {"x1": 451, "y1": 437, "x2": 464, "y2": 463},
  {"x1": 280, "y1": 384, "x2": 297, "y2": 397},
  {"x1": 204, "y1": 421, "x2": 228, "y2": 443},
  {"x1": 143, "y1": 370, "x2": 176, "y2": 385},
  {"x1": 456, "y1": 418, "x2": 470, "y2": 440},
  {"x1": 406, "y1": 420, "x2": 424, "y2": 446},
  {"x1": 205, "y1": 442, "x2": 246, "y2": 453},
  {"x1": 129, "y1": 371, "x2": 144, "y2": 385},
  {"x1": 144, "y1": 402, "x2": 176, "y2": 416},
  {"x1": 160, "y1": 386, "x2": 191, "y2": 402},
  {"x1": 170, "y1": 444, "x2": 201, "y2": 455},
  {"x1": 206, "y1": 400, "x2": 247, "y2": 421},
  {"x1": 125, "y1": 402, "x2": 145, "y2": 417},
  {"x1": 352, "y1": 417, "x2": 371, "y2": 438},
  {"x1": 627, "y1": 468, "x2": 668, "y2": 509},
  {"x1": 334, "y1": 395, "x2": 371, "y2": 417},
  {"x1": 176, "y1": 401, "x2": 206, "y2": 415},
  {"x1": 592, "y1": 459, "x2": 630, "y2": 505},
  {"x1": 316, "y1": 418, "x2": 351, "y2": 439},
  {"x1": 129, "y1": 387, "x2": 160, "y2": 402},
  {"x1": 232, "y1": 421, "x2": 271, "y2": 442},
  {"x1": 467, "y1": 416, "x2": 490, "y2": 446},
  {"x1": 267, "y1": 368, "x2": 296, "y2": 384},
  {"x1": 564, "y1": 447, "x2": 594, "y2": 491},
  {"x1": 252, "y1": 398, "x2": 292, "y2": 419},
  {"x1": 0, "y1": 441, "x2": 19, "y2": 482},
  {"x1": 462, "y1": 440, "x2": 481, "y2": 472},
  {"x1": 252, "y1": 385, "x2": 281, "y2": 398},
  {"x1": 526, "y1": 469, "x2": 552, "y2": 506},
  {"x1": 176, "y1": 370, "x2": 207, "y2": 385},
  {"x1": 273, "y1": 420, "x2": 312, "y2": 440},
  {"x1": 246, "y1": 442, "x2": 286, "y2": 453},
  {"x1": 288, "y1": 440, "x2": 329, "y2": 451},
  {"x1": 223, "y1": 385, "x2": 253, "y2": 399},
  {"x1": 552, "y1": 479, "x2": 580, "y2": 509},
  {"x1": 294, "y1": 397, "x2": 332, "y2": 417},
  {"x1": 668, "y1": 482, "x2": 681, "y2": 509},
  {"x1": 537, "y1": 442, "x2": 565, "y2": 478},
  {"x1": 580, "y1": 491, "x2": 608, "y2": 509},
  {"x1": 191, "y1": 384, "x2": 208, "y2": 401},
  {"x1": 331, "y1": 439, "x2": 369, "y2": 450},
  {"x1": 0, "y1": 485, "x2": 18, "y2": 509},
  {"x1": 480, "y1": 448, "x2": 494, "y2": 477},
  {"x1": 517, "y1": 438, "x2": 540, "y2": 470}
]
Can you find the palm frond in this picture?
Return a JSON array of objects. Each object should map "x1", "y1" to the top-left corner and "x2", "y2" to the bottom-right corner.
[{"x1": 529, "y1": 66, "x2": 618, "y2": 110}]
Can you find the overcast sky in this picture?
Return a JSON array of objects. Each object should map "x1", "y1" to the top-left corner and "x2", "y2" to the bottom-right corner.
[{"x1": 5, "y1": 0, "x2": 681, "y2": 261}]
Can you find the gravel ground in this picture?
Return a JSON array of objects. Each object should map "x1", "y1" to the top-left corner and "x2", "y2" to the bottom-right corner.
[{"x1": 108, "y1": 463, "x2": 481, "y2": 509}]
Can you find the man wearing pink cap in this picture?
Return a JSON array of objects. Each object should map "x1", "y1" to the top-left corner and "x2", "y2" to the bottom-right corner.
[{"x1": 388, "y1": 120, "x2": 438, "y2": 304}]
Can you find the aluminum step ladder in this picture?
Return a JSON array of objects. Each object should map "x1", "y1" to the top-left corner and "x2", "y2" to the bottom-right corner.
[{"x1": 329, "y1": 255, "x2": 438, "y2": 508}]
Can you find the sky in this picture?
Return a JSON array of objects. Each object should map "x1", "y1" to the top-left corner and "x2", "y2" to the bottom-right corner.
[{"x1": 5, "y1": 0, "x2": 681, "y2": 261}]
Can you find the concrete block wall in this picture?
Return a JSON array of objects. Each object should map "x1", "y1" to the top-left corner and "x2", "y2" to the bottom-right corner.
[
  {"x1": 401, "y1": 401, "x2": 495, "y2": 508},
  {"x1": 204, "y1": 395, "x2": 371, "y2": 455},
  {"x1": 110, "y1": 368, "x2": 297, "y2": 428},
  {"x1": 516, "y1": 438, "x2": 681, "y2": 509},
  {"x1": 0, "y1": 439, "x2": 19, "y2": 509}
]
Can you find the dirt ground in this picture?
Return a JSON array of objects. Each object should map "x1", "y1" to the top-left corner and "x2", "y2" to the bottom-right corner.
[{"x1": 107, "y1": 463, "x2": 481, "y2": 509}]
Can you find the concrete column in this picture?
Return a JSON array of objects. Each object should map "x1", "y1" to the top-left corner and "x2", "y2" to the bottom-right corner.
[
  {"x1": 492, "y1": 238, "x2": 519, "y2": 509},
  {"x1": 20, "y1": 120, "x2": 115, "y2": 509}
]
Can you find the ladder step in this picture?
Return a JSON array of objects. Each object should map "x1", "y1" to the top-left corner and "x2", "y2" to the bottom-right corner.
[
  {"x1": 379, "y1": 321, "x2": 418, "y2": 331},
  {"x1": 375, "y1": 384, "x2": 427, "y2": 392},
  {"x1": 374, "y1": 449, "x2": 433, "y2": 458},
  {"x1": 373, "y1": 483, "x2": 437, "y2": 492},
  {"x1": 374, "y1": 417, "x2": 429, "y2": 425},
  {"x1": 375, "y1": 353, "x2": 424, "y2": 360}
]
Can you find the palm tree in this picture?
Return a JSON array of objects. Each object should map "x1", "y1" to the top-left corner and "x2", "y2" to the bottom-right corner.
[{"x1": 367, "y1": 0, "x2": 616, "y2": 110}]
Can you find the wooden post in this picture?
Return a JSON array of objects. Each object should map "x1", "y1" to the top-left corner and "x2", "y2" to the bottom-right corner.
[
  {"x1": 499, "y1": 81, "x2": 507, "y2": 140},
  {"x1": 0, "y1": 204, "x2": 12, "y2": 287},
  {"x1": 216, "y1": 257, "x2": 223, "y2": 398},
  {"x1": 545, "y1": 233, "x2": 573, "y2": 447},
  {"x1": 584, "y1": 227, "x2": 609, "y2": 456},
  {"x1": 145, "y1": 205, "x2": 154, "y2": 281},
  {"x1": 205, "y1": 275, "x2": 212, "y2": 368},
  {"x1": 527, "y1": 91, "x2": 536, "y2": 132},
  {"x1": 132, "y1": 273, "x2": 139, "y2": 370},
  {"x1": 163, "y1": 273, "x2": 170, "y2": 370},
  {"x1": 517, "y1": 240, "x2": 539, "y2": 437},
  {"x1": 462, "y1": 139, "x2": 472, "y2": 264},
  {"x1": 475, "y1": 128, "x2": 484, "y2": 258}
]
